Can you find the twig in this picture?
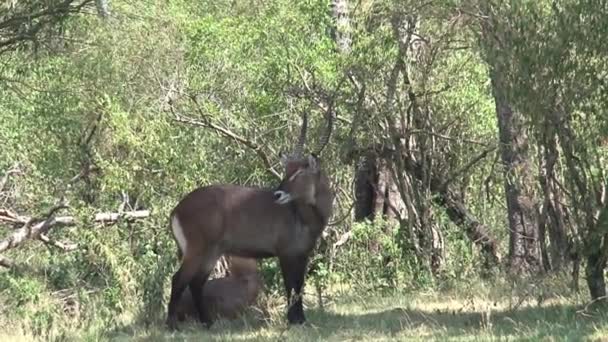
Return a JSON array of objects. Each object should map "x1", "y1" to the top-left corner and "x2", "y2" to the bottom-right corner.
[{"x1": 576, "y1": 295, "x2": 608, "y2": 317}]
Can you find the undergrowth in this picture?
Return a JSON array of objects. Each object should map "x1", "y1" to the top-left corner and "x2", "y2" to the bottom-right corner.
[{"x1": 0, "y1": 218, "x2": 598, "y2": 341}]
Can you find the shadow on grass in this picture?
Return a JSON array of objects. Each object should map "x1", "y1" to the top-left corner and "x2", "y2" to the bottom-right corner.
[
  {"x1": 107, "y1": 301, "x2": 608, "y2": 341},
  {"x1": 303, "y1": 303, "x2": 606, "y2": 340}
]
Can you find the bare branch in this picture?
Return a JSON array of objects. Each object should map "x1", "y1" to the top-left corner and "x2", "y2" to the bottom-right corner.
[
  {"x1": 0, "y1": 0, "x2": 94, "y2": 54},
  {"x1": 0, "y1": 203, "x2": 70, "y2": 255},
  {"x1": 440, "y1": 145, "x2": 497, "y2": 189},
  {"x1": 171, "y1": 104, "x2": 282, "y2": 180},
  {"x1": 39, "y1": 233, "x2": 78, "y2": 252},
  {"x1": 94, "y1": 210, "x2": 150, "y2": 223},
  {"x1": 0, "y1": 255, "x2": 13, "y2": 268},
  {"x1": 406, "y1": 128, "x2": 491, "y2": 146},
  {"x1": 0, "y1": 206, "x2": 153, "y2": 268},
  {"x1": 0, "y1": 208, "x2": 28, "y2": 225}
]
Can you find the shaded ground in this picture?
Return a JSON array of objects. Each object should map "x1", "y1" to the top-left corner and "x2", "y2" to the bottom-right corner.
[{"x1": 106, "y1": 292, "x2": 608, "y2": 341}]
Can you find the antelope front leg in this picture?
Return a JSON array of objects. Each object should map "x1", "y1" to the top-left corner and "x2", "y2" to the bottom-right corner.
[{"x1": 279, "y1": 255, "x2": 309, "y2": 325}]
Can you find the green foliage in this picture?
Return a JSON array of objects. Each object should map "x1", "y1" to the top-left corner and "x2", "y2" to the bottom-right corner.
[{"x1": 1, "y1": 0, "x2": 606, "y2": 339}]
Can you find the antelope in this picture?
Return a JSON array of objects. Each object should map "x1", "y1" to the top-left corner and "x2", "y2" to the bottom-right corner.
[
  {"x1": 166, "y1": 110, "x2": 334, "y2": 330},
  {"x1": 175, "y1": 256, "x2": 262, "y2": 321}
]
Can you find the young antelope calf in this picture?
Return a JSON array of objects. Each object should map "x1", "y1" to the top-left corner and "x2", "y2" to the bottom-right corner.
[{"x1": 175, "y1": 256, "x2": 262, "y2": 321}]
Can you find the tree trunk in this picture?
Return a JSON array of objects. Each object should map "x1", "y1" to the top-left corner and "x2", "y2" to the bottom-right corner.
[
  {"x1": 554, "y1": 113, "x2": 607, "y2": 300},
  {"x1": 330, "y1": 0, "x2": 351, "y2": 54},
  {"x1": 538, "y1": 125, "x2": 571, "y2": 272},
  {"x1": 489, "y1": 70, "x2": 542, "y2": 275},
  {"x1": 354, "y1": 154, "x2": 377, "y2": 221},
  {"x1": 95, "y1": 0, "x2": 110, "y2": 19},
  {"x1": 402, "y1": 155, "x2": 501, "y2": 269},
  {"x1": 585, "y1": 249, "x2": 607, "y2": 300},
  {"x1": 478, "y1": 1, "x2": 542, "y2": 276}
]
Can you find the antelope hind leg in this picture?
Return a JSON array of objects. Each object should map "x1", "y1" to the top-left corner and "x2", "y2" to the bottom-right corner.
[{"x1": 166, "y1": 258, "x2": 203, "y2": 330}]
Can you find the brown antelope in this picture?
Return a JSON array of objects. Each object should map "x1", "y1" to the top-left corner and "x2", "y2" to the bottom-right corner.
[
  {"x1": 166, "y1": 110, "x2": 334, "y2": 330},
  {"x1": 175, "y1": 256, "x2": 262, "y2": 321}
]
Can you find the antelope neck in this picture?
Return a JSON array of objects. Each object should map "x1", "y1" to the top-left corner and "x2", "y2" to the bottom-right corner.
[{"x1": 287, "y1": 199, "x2": 325, "y2": 234}]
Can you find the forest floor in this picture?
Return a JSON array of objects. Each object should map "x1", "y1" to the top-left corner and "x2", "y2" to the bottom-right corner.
[
  {"x1": 2, "y1": 286, "x2": 607, "y2": 341},
  {"x1": 111, "y1": 288, "x2": 608, "y2": 341}
]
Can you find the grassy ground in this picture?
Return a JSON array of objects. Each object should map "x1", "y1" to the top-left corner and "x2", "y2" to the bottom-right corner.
[
  {"x1": 107, "y1": 291, "x2": 607, "y2": 341},
  {"x1": 2, "y1": 284, "x2": 607, "y2": 341}
]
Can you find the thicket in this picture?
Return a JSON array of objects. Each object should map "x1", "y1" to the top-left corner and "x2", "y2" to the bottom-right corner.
[{"x1": 0, "y1": 0, "x2": 606, "y2": 339}]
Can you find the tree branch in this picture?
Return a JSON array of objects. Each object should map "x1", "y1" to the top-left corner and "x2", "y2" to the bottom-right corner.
[
  {"x1": 171, "y1": 103, "x2": 281, "y2": 180},
  {"x1": 440, "y1": 145, "x2": 497, "y2": 190},
  {"x1": 39, "y1": 233, "x2": 78, "y2": 252},
  {"x1": 0, "y1": 0, "x2": 94, "y2": 53},
  {"x1": 0, "y1": 203, "x2": 70, "y2": 256},
  {"x1": 94, "y1": 210, "x2": 150, "y2": 223},
  {"x1": 0, "y1": 206, "x2": 151, "y2": 268}
]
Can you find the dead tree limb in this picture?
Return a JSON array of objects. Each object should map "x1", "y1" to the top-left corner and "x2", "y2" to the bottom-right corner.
[
  {"x1": 403, "y1": 154, "x2": 501, "y2": 267},
  {"x1": 171, "y1": 104, "x2": 281, "y2": 180},
  {"x1": 0, "y1": 208, "x2": 29, "y2": 225},
  {"x1": 0, "y1": 207, "x2": 150, "y2": 267},
  {"x1": 94, "y1": 210, "x2": 150, "y2": 223},
  {"x1": 0, "y1": 203, "x2": 70, "y2": 257},
  {"x1": 39, "y1": 233, "x2": 78, "y2": 252},
  {"x1": 0, "y1": 255, "x2": 13, "y2": 268}
]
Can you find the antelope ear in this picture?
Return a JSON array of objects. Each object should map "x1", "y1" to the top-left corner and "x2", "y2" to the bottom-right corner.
[
  {"x1": 307, "y1": 154, "x2": 318, "y2": 172},
  {"x1": 280, "y1": 152, "x2": 289, "y2": 168}
]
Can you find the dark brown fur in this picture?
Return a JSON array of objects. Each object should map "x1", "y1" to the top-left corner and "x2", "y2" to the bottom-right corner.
[
  {"x1": 166, "y1": 155, "x2": 333, "y2": 330},
  {"x1": 166, "y1": 110, "x2": 334, "y2": 330}
]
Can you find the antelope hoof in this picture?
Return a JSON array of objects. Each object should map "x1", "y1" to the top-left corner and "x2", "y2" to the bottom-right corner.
[
  {"x1": 198, "y1": 317, "x2": 213, "y2": 329},
  {"x1": 287, "y1": 312, "x2": 306, "y2": 325},
  {"x1": 274, "y1": 190, "x2": 292, "y2": 204}
]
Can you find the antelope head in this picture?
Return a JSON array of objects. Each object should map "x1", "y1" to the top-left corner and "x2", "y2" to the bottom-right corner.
[{"x1": 274, "y1": 108, "x2": 333, "y2": 206}]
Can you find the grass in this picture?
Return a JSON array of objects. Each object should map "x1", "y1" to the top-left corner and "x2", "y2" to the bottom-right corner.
[
  {"x1": 2, "y1": 280, "x2": 608, "y2": 341},
  {"x1": 105, "y1": 289, "x2": 608, "y2": 341}
]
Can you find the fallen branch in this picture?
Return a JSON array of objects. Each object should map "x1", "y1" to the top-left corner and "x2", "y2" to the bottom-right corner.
[
  {"x1": 39, "y1": 233, "x2": 78, "y2": 252},
  {"x1": 576, "y1": 295, "x2": 608, "y2": 317},
  {"x1": 0, "y1": 203, "x2": 70, "y2": 256},
  {"x1": 0, "y1": 208, "x2": 152, "y2": 267},
  {"x1": 0, "y1": 208, "x2": 29, "y2": 225},
  {"x1": 94, "y1": 210, "x2": 150, "y2": 223},
  {"x1": 0, "y1": 255, "x2": 13, "y2": 268}
]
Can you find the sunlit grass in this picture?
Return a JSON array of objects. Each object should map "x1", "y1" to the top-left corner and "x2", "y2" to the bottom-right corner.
[
  {"x1": 2, "y1": 277, "x2": 607, "y2": 341},
  {"x1": 108, "y1": 289, "x2": 608, "y2": 341}
]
